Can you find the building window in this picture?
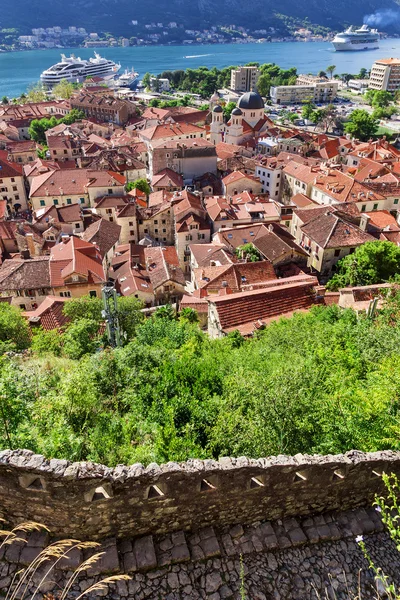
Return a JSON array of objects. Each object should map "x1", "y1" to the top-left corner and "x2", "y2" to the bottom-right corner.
[
  {"x1": 154, "y1": 220, "x2": 158, "y2": 224},
  {"x1": 129, "y1": 221, "x2": 134, "y2": 226},
  {"x1": 361, "y1": 205, "x2": 366, "y2": 212},
  {"x1": 334, "y1": 249, "x2": 340, "y2": 257},
  {"x1": 60, "y1": 291, "x2": 71, "y2": 297},
  {"x1": 154, "y1": 228, "x2": 158, "y2": 233},
  {"x1": 40, "y1": 200, "x2": 45, "y2": 207},
  {"x1": 349, "y1": 247, "x2": 355, "y2": 254},
  {"x1": 79, "y1": 198, "x2": 85, "y2": 204},
  {"x1": 53, "y1": 199, "x2": 59, "y2": 206},
  {"x1": 395, "y1": 199, "x2": 399, "y2": 205},
  {"x1": 108, "y1": 189, "x2": 113, "y2": 195},
  {"x1": 130, "y1": 230, "x2": 135, "y2": 235},
  {"x1": 89, "y1": 291, "x2": 97, "y2": 298},
  {"x1": 67, "y1": 198, "x2": 72, "y2": 205},
  {"x1": 373, "y1": 203, "x2": 378, "y2": 210},
  {"x1": 75, "y1": 223, "x2": 80, "y2": 229},
  {"x1": 162, "y1": 219, "x2": 166, "y2": 224}
]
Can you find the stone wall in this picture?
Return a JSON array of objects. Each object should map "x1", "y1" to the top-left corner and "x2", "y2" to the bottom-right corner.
[{"x1": 1, "y1": 449, "x2": 400, "y2": 599}]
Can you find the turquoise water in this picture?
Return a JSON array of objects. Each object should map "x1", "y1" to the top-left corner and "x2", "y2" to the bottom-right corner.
[{"x1": 1, "y1": 38, "x2": 400, "y2": 98}]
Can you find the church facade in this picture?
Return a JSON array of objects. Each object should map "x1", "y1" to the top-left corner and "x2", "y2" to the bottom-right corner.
[{"x1": 210, "y1": 91, "x2": 272, "y2": 146}]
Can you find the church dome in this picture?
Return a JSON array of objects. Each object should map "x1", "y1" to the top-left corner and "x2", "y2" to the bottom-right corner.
[
  {"x1": 237, "y1": 91, "x2": 264, "y2": 110},
  {"x1": 231, "y1": 107, "x2": 243, "y2": 116},
  {"x1": 213, "y1": 105, "x2": 223, "y2": 113}
]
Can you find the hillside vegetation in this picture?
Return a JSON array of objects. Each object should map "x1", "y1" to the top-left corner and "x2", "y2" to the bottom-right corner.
[
  {"x1": 1, "y1": 0, "x2": 399, "y2": 36},
  {"x1": 1, "y1": 293, "x2": 400, "y2": 466}
]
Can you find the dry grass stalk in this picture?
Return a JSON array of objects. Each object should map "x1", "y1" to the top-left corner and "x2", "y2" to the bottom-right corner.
[{"x1": 0, "y1": 521, "x2": 130, "y2": 600}]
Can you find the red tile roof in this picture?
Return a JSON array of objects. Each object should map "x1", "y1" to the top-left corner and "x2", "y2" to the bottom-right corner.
[
  {"x1": 208, "y1": 274, "x2": 318, "y2": 335},
  {"x1": 152, "y1": 168, "x2": 184, "y2": 189},
  {"x1": 24, "y1": 295, "x2": 70, "y2": 330},
  {"x1": 49, "y1": 236, "x2": 105, "y2": 286},
  {"x1": 141, "y1": 122, "x2": 206, "y2": 141}
]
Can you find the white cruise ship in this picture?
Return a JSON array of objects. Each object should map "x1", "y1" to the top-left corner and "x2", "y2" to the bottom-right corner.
[
  {"x1": 113, "y1": 68, "x2": 140, "y2": 89},
  {"x1": 332, "y1": 25, "x2": 379, "y2": 51},
  {"x1": 40, "y1": 52, "x2": 121, "y2": 86}
]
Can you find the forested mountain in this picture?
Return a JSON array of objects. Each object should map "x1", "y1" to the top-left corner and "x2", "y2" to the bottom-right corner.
[{"x1": 1, "y1": 0, "x2": 400, "y2": 36}]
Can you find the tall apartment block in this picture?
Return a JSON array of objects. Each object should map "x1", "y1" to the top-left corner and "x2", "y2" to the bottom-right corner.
[
  {"x1": 230, "y1": 66, "x2": 261, "y2": 93},
  {"x1": 369, "y1": 58, "x2": 400, "y2": 92}
]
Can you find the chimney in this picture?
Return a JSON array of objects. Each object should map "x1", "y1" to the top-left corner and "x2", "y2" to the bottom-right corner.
[
  {"x1": 20, "y1": 250, "x2": 30, "y2": 260},
  {"x1": 359, "y1": 213, "x2": 370, "y2": 232},
  {"x1": 25, "y1": 233, "x2": 36, "y2": 257},
  {"x1": 219, "y1": 286, "x2": 232, "y2": 296},
  {"x1": 61, "y1": 234, "x2": 70, "y2": 244}
]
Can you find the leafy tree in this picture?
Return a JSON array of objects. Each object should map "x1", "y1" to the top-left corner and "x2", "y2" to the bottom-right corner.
[
  {"x1": 326, "y1": 241, "x2": 400, "y2": 291},
  {"x1": 235, "y1": 243, "x2": 262, "y2": 262},
  {"x1": 344, "y1": 109, "x2": 378, "y2": 141},
  {"x1": 52, "y1": 79, "x2": 75, "y2": 100},
  {"x1": 365, "y1": 89, "x2": 393, "y2": 109},
  {"x1": 341, "y1": 73, "x2": 352, "y2": 87},
  {"x1": 359, "y1": 67, "x2": 368, "y2": 79},
  {"x1": 318, "y1": 71, "x2": 327, "y2": 79},
  {"x1": 63, "y1": 109, "x2": 85, "y2": 124},
  {"x1": 372, "y1": 106, "x2": 397, "y2": 120},
  {"x1": 154, "y1": 305, "x2": 176, "y2": 320},
  {"x1": 62, "y1": 319, "x2": 101, "y2": 359},
  {"x1": 63, "y1": 296, "x2": 102, "y2": 323},
  {"x1": 223, "y1": 101, "x2": 237, "y2": 120},
  {"x1": 142, "y1": 72, "x2": 152, "y2": 90},
  {"x1": 0, "y1": 304, "x2": 30, "y2": 351},
  {"x1": 179, "y1": 307, "x2": 199, "y2": 324},
  {"x1": 326, "y1": 65, "x2": 336, "y2": 79},
  {"x1": 148, "y1": 99, "x2": 160, "y2": 107},
  {"x1": 116, "y1": 296, "x2": 144, "y2": 340},
  {"x1": 1, "y1": 96, "x2": 8, "y2": 105},
  {"x1": 26, "y1": 82, "x2": 47, "y2": 103},
  {"x1": 31, "y1": 328, "x2": 62, "y2": 356},
  {"x1": 126, "y1": 178, "x2": 151, "y2": 196},
  {"x1": 302, "y1": 101, "x2": 316, "y2": 120},
  {"x1": 257, "y1": 73, "x2": 271, "y2": 97},
  {"x1": 28, "y1": 110, "x2": 86, "y2": 144}
]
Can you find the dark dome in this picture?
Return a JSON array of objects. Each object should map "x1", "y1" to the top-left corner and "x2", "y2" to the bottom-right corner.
[
  {"x1": 213, "y1": 105, "x2": 223, "y2": 113},
  {"x1": 231, "y1": 107, "x2": 242, "y2": 116},
  {"x1": 237, "y1": 91, "x2": 264, "y2": 110}
]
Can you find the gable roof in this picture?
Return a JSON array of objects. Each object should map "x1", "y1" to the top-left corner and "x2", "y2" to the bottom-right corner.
[
  {"x1": 81, "y1": 218, "x2": 121, "y2": 258},
  {"x1": 300, "y1": 209, "x2": 374, "y2": 248},
  {"x1": 0, "y1": 257, "x2": 50, "y2": 291},
  {"x1": 144, "y1": 246, "x2": 185, "y2": 289},
  {"x1": 49, "y1": 236, "x2": 105, "y2": 286},
  {"x1": 152, "y1": 168, "x2": 184, "y2": 189}
]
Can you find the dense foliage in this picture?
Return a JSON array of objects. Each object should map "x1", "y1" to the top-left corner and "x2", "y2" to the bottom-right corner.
[
  {"x1": 327, "y1": 241, "x2": 400, "y2": 291},
  {"x1": 1, "y1": 293, "x2": 400, "y2": 466},
  {"x1": 344, "y1": 109, "x2": 379, "y2": 141},
  {"x1": 152, "y1": 63, "x2": 297, "y2": 99},
  {"x1": 28, "y1": 110, "x2": 85, "y2": 144}
]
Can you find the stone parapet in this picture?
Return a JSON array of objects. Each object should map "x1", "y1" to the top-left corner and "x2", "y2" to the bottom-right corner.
[{"x1": 0, "y1": 449, "x2": 399, "y2": 540}]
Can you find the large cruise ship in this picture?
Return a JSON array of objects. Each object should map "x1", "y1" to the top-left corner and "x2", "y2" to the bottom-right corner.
[
  {"x1": 40, "y1": 52, "x2": 121, "y2": 86},
  {"x1": 332, "y1": 25, "x2": 379, "y2": 51}
]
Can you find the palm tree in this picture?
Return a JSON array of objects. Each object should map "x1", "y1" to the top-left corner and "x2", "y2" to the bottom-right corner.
[{"x1": 326, "y1": 65, "x2": 336, "y2": 80}]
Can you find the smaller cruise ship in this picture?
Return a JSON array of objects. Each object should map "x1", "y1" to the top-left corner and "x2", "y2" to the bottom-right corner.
[
  {"x1": 40, "y1": 53, "x2": 121, "y2": 87},
  {"x1": 332, "y1": 25, "x2": 379, "y2": 51},
  {"x1": 113, "y1": 68, "x2": 139, "y2": 89}
]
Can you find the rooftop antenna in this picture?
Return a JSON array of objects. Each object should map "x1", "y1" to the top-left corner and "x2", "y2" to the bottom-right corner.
[{"x1": 101, "y1": 281, "x2": 121, "y2": 348}]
